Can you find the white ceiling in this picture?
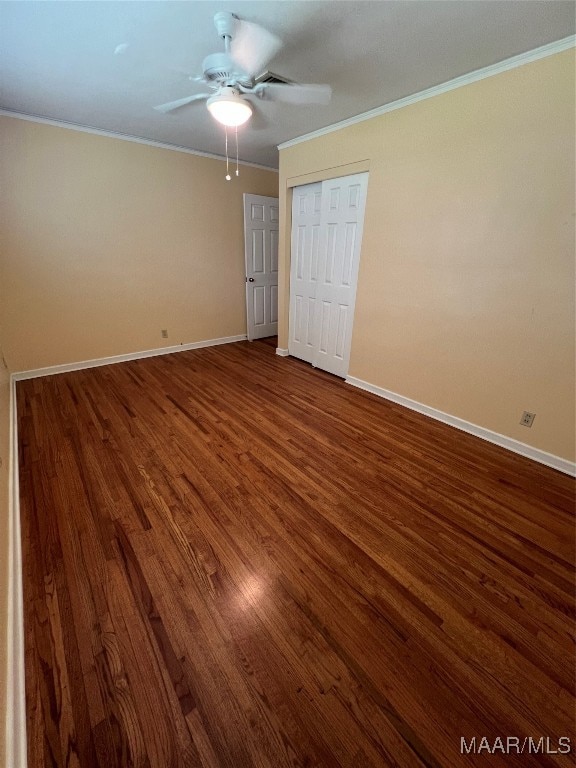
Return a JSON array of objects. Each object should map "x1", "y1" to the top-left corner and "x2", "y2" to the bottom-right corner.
[{"x1": 1, "y1": 1, "x2": 574, "y2": 169}]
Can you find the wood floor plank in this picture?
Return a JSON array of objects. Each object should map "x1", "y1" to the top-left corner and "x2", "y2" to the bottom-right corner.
[{"x1": 18, "y1": 338, "x2": 575, "y2": 767}]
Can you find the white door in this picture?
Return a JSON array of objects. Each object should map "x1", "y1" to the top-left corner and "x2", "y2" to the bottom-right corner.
[
  {"x1": 288, "y1": 182, "x2": 322, "y2": 363},
  {"x1": 289, "y1": 173, "x2": 369, "y2": 377},
  {"x1": 244, "y1": 194, "x2": 279, "y2": 340}
]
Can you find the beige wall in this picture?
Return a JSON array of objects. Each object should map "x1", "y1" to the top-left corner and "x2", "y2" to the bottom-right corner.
[
  {"x1": 0, "y1": 117, "x2": 278, "y2": 372},
  {"x1": 278, "y1": 50, "x2": 575, "y2": 462}
]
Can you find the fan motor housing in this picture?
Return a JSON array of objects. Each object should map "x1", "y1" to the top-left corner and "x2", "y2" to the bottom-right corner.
[{"x1": 202, "y1": 52, "x2": 251, "y2": 86}]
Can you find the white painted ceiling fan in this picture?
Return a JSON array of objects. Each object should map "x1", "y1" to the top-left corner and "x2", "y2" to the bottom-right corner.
[{"x1": 153, "y1": 11, "x2": 332, "y2": 127}]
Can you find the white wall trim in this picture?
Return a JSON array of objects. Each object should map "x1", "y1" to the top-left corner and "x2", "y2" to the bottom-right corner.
[
  {"x1": 278, "y1": 35, "x2": 576, "y2": 151},
  {"x1": 11, "y1": 335, "x2": 248, "y2": 381},
  {"x1": 276, "y1": 348, "x2": 289, "y2": 357},
  {"x1": 0, "y1": 109, "x2": 278, "y2": 173},
  {"x1": 346, "y1": 376, "x2": 576, "y2": 477},
  {"x1": 5, "y1": 376, "x2": 28, "y2": 768}
]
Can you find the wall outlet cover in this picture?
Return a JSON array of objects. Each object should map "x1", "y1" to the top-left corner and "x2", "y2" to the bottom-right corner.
[{"x1": 520, "y1": 411, "x2": 536, "y2": 427}]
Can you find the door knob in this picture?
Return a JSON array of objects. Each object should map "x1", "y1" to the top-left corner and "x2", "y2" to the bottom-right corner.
[{"x1": 248, "y1": 277, "x2": 255, "y2": 282}]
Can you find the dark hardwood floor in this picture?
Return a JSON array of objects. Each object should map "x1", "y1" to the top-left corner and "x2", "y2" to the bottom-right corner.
[{"x1": 17, "y1": 339, "x2": 575, "y2": 767}]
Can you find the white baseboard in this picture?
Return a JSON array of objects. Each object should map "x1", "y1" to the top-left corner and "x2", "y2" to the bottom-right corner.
[
  {"x1": 6, "y1": 377, "x2": 28, "y2": 767},
  {"x1": 346, "y1": 376, "x2": 576, "y2": 477},
  {"x1": 11, "y1": 335, "x2": 247, "y2": 381},
  {"x1": 276, "y1": 348, "x2": 289, "y2": 357}
]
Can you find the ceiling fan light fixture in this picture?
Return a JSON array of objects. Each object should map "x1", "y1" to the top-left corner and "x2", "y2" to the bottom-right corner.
[{"x1": 207, "y1": 88, "x2": 252, "y2": 127}]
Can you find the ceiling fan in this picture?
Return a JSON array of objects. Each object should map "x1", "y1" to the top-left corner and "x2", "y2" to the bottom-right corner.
[{"x1": 153, "y1": 11, "x2": 332, "y2": 127}]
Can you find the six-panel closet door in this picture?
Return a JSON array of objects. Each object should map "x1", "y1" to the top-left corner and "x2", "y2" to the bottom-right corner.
[{"x1": 288, "y1": 173, "x2": 369, "y2": 378}]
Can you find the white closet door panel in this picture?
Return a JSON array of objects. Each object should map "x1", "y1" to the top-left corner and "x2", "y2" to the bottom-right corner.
[
  {"x1": 318, "y1": 300, "x2": 331, "y2": 354},
  {"x1": 289, "y1": 173, "x2": 368, "y2": 377},
  {"x1": 289, "y1": 182, "x2": 322, "y2": 364},
  {"x1": 335, "y1": 303, "x2": 349, "y2": 358},
  {"x1": 310, "y1": 225, "x2": 321, "y2": 282},
  {"x1": 312, "y1": 173, "x2": 368, "y2": 377}
]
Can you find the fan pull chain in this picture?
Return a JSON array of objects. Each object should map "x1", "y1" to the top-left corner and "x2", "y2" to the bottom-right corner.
[
  {"x1": 235, "y1": 126, "x2": 239, "y2": 176},
  {"x1": 225, "y1": 126, "x2": 231, "y2": 181}
]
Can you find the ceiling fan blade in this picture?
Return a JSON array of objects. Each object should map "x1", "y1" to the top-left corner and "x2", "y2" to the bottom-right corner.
[
  {"x1": 153, "y1": 93, "x2": 210, "y2": 114},
  {"x1": 259, "y1": 83, "x2": 332, "y2": 105},
  {"x1": 169, "y1": 67, "x2": 206, "y2": 83},
  {"x1": 230, "y1": 20, "x2": 283, "y2": 78}
]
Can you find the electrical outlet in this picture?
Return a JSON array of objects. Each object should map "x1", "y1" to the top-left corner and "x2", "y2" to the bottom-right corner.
[
  {"x1": 161, "y1": 329, "x2": 168, "y2": 339},
  {"x1": 520, "y1": 411, "x2": 536, "y2": 427}
]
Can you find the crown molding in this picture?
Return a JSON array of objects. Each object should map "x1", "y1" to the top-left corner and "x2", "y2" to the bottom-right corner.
[
  {"x1": 278, "y1": 35, "x2": 575, "y2": 151},
  {"x1": 0, "y1": 109, "x2": 278, "y2": 172}
]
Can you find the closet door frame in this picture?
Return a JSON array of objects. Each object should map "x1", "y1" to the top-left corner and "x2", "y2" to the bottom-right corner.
[{"x1": 288, "y1": 172, "x2": 369, "y2": 378}]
